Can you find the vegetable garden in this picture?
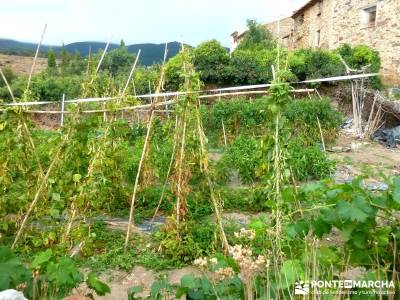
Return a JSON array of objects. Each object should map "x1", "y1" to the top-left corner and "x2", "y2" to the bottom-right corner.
[{"x1": 0, "y1": 24, "x2": 399, "y2": 300}]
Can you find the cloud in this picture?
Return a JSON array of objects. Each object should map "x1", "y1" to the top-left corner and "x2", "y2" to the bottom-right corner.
[{"x1": 0, "y1": 0, "x2": 309, "y2": 46}]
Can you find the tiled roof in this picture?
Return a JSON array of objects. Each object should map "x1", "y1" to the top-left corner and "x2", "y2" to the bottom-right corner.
[{"x1": 292, "y1": 0, "x2": 321, "y2": 17}]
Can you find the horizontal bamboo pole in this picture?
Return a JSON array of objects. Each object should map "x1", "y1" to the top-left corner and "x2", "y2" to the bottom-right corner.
[
  {"x1": 0, "y1": 89, "x2": 316, "y2": 115},
  {"x1": 1, "y1": 73, "x2": 378, "y2": 108}
]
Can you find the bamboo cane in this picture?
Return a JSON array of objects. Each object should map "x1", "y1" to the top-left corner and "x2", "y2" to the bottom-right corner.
[
  {"x1": 222, "y1": 120, "x2": 227, "y2": 147},
  {"x1": 64, "y1": 50, "x2": 142, "y2": 242},
  {"x1": 124, "y1": 45, "x2": 168, "y2": 251},
  {"x1": 27, "y1": 24, "x2": 47, "y2": 92},
  {"x1": 150, "y1": 115, "x2": 179, "y2": 224},
  {"x1": 316, "y1": 116, "x2": 325, "y2": 151},
  {"x1": 12, "y1": 130, "x2": 69, "y2": 249},
  {"x1": 195, "y1": 107, "x2": 229, "y2": 253}
]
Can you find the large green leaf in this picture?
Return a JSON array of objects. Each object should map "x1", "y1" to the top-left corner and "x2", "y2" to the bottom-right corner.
[
  {"x1": 31, "y1": 249, "x2": 53, "y2": 269},
  {"x1": 280, "y1": 260, "x2": 305, "y2": 289},
  {"x1": 87, "y1": 272, "x2": 110, "y2": 296},
  {"x1": 392, "y1": 177, "x2": 400, "y2": 205},
  {"x1": 336, "y1": 197, "x2": 374, "y2": 223},
  {"x1": 0, "y1": 246, "x2": 29, "y2": 290}
]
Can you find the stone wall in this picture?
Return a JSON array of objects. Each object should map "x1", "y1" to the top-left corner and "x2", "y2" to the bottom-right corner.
[
  {"x1": 265, "y1": 17, "x2": 295, "y2": 49},
  {"x1": 292, "y1": 0, "x2": 335, "y2": 49},
  {"x1": 330, "y1": 0, "x2": 400, "y2": 85}
]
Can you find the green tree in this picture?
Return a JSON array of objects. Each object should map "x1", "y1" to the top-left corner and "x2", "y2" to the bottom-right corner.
[
  {"x1": 101, "y1": 44, "x2": 135, "y2": 76},
  {"x1": 132, "y1": 65, "x2": 160, "y2": 95},
  {"x1": 60, "y1": 43, "x2": 70, "y2": 74},
  {"x1": 193, "y1": 40, "x2": 232, "y2": 84},
  {"x1": 164, "y1": 51, "x2": 186, "y2": 91},
  {"x1": 67, "y1": 51, "x2": 85, "y2": 75},
  {"x1": 236, "y1": 19, "x2": 277, "y2": 51},
  {"x1": 47, "y1": 48, "x2": 57, "y2": 69}
]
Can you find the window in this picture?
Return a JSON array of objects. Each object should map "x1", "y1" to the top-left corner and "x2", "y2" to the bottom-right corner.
[
  {"x1": 282, "y1": 35, "x2": 290, "y2": 47},
  {"x1": 362, "y1": 5, "x2": 377, "y2": 27},
  {"x1": 297, "y1": 14, "x2": 305, "y2": 25},
  {"x1": 315, "y1": 30, "x2": 321, "y2": 47}
]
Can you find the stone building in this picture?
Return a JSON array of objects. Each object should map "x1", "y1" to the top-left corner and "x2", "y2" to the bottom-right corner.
[{"x1": 232, "y1": 0, "x2": 400, "y2": 85}]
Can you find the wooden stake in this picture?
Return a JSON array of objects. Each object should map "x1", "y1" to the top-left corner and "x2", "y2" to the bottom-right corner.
[
  {"x1": 222, "y1": 120, "x2": 227, "y2": 147},
  {"x1": 124, "y1": 45, "x2": 168, "y2": 251},
  {"x1": 125, "y1": 110, "x2": 155, "y2": 250},
  {"x1": 271, "y1": 65, "x2": 276, "y2": 81},
  {"x1": 175, "y1": 114, "x2": 187, "y2": 230},
  {"x1": 12, "y1": 133, "x2": 68, "y2": 249},
  {"x1": 60, "y1": 94, "x2": 65, "y2": 127},
  {"x1": 151, "y1": 115, "x2": 179, "y2": 223},
  {"x1": 195, "y1": 108, "x2": 229, "y2": 253},
  {"x1": 63, "y1": 51, "x2": 142, "y2": 244},
  {"x1": 317, "y1": 116, "x2": 325, "y2": 152},
  {"x1": 27, "y1": 24, "x2": 47, "y2": 92}
]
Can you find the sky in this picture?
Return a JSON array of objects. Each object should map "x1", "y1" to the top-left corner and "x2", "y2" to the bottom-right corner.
[{"x1": 0, "y1": 0, "x2": 308, "y2": 47}]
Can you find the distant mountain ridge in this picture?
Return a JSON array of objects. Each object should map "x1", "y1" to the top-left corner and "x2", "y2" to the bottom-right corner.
[{"x1": 0, "y1": 39, "x2": 183, "y2": 66}]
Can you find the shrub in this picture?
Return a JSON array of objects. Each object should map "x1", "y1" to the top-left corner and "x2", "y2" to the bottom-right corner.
[
  {"x1": 193, "y1": 40, "x2": 232, "y2": 84},
  {"x1": 288, "y1": 49, "x2": 344, "y2": 81},
  {"x1": 220, "y1": 135, "x2": 259, "y2": 184},
  {"x1": 337, "y1": 43, "x2": 381, "y2": 88},
  {"x1": 0, "y1": 67, "x2": 16, "y2": 88},
  {"x1": 231, "y1": 49, "x2": 276, "y2": 84},
  {"x1": 337, "y1": 43, "x2": 381, "y2": 72},
  {"x1": 164, "y1": 51, "x2": 186, "y2": 91},
  {"x1": 203, "y1": 97, "x2": 271, "y2": 139},
  {"x1": 284, "y1": 97, "x2": 342, "y2": 144},
  {"x1": 30, "y1": 73, "x2": 83, "y2": 100},
  {"x1": 288, "y1": 139, "x2": 335, "y2": 181},
  {"x1": 132, "y1": 66, "x2": 160, "y2": 95}
]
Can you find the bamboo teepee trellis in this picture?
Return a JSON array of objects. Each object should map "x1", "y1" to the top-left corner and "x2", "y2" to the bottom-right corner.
[{"x1": 123, "y1": 45, "x2": 229, "y2": 253}]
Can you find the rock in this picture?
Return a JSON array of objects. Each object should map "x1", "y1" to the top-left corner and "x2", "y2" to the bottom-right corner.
[
  {"x1": 365, "y1": 182, "x2": 389, "y2": 191},
  {"x1": 329, "y1": 146, "x2": 351, "y2": 153},
  {"x1": 0, "y1": 290, "x2": 27, "y2": 300},
  {"x1": 341, "y1": 119, "x2": 353, "y2": 129},
  {"x1": 104, "y1": 216, "x2": 166, "y2": 234}
]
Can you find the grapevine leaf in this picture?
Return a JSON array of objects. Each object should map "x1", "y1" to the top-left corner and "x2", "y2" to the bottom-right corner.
[
  {"x1": 336, "y1": 200, "x2": 352, "y2": 221},
  {"x1": 280, "y1": 260, "x2": 304, "y2": 289},
  {"x1": 312, "y1": 217, "x2": 332, "y2": 237},
  {"x1": 316, "y1": 246, "x2": 339, "y2": 264},
  {"x1": 392, "y1": 177, "x2": 400, "y2": 205},
  {"x1": 352, "y1": 231, "x2": 368, "y2": 249},
  {"x1": 87, "y1": 272, "x2": 110, "y2": 296},
  {"x1": 181, "y1": 274, "x2": 196, "y2": 289},
  {"x1": 351, "y1": 196, "x2": 375, "y2": 222},
  {"x1": 31, "y1": 249, "x2": 53, "y2": 269},
  {"x1": 0, "y1": 246, "x2": 29, "y2": 290}
]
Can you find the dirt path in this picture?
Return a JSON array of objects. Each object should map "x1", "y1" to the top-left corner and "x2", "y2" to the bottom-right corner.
[
  {"x1": 87, "y1": 266, "x2": 200, "y2": 300},
  {"x1": 329, "y1": 132, "x2": 400, "y2": 182}
]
